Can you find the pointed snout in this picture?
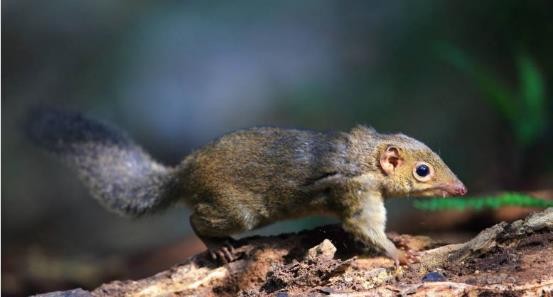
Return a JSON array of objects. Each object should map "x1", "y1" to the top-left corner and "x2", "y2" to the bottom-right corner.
[{"x1": 449, "y1": 182, "x2": 467, "y2": 196}]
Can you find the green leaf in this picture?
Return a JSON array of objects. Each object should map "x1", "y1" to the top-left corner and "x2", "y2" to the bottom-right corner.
[
  {"x1": 435, "y1": 43, "x2": 518, "y2": 122},
  {"x1": 414, "y1": 192, "x2": 553, "y2": 211},
  {"x1": 514, "y1": 51, "x2": 547, "y2": 145}
]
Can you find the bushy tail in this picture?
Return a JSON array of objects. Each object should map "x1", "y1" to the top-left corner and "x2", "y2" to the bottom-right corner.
[{"x1": 26, "y1": 107, "x2": 181, "y2": 216}]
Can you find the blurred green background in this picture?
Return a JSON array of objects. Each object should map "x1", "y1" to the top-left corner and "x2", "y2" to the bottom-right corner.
[{"x1": 2, "y1": 1, "x2": 553, "y2": 295}]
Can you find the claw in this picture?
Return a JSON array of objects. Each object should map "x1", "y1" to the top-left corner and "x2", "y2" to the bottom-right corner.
[
  {"x1": 207, "y1": 240, "x2": 238, "y2": 264},
  {"x1": 394, "y1": 258, "x2": 401, "y2": 269},
  {"x1": 222, "y1": 246, "x2": 233, "y2": 262}
]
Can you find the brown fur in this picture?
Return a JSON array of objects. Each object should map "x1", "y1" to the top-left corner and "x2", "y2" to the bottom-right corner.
[{"x1": 176, "y1": 126, "x2": 465, "y2": 262}]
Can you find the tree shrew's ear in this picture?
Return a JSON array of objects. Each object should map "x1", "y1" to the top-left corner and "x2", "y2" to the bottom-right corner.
[{"x1": 379, "y1": 145, "x2": 402, "y2": 175}]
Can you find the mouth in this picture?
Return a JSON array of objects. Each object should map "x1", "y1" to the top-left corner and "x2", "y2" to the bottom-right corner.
[{"x1": 413, "y1": 182, "x2": 467, "y2": 197}]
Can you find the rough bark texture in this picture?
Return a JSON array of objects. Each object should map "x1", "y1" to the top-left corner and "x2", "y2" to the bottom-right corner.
[{"x1": 35, "y1": 208, "x2": 553, "y2": 297}]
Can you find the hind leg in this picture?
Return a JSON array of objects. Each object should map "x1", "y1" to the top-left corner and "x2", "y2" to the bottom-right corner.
[
  {"x1": 190, "y1": 202, "x2": 256, "y2": 264},
  {"x1": 189, "y1": 215, "x2": 237, "y2": 264}
]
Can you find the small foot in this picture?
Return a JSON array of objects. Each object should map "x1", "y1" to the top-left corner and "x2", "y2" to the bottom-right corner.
[
  {"x1": 389, "y1": 234, "x2": 421, "y2": 266},
  {"x1": 208, "y1": 239, "x2": 238, "y2": 264},
  {"x1": 399, "y1": 249, "x2": 421, "y2": 266}
]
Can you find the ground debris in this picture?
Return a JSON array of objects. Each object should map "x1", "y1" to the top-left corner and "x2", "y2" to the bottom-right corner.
[
  {"x1": 34, "y1": 208, "x2": 553, "y2": 297},
  {"x1": 261, "y1": 239, "x2": 355, "y2": 293}
]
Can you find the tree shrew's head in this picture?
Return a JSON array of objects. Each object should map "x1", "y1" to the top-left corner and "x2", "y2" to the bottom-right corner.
[{"x1": 377, "y1": 133, "x2": 467, "y2": 199}]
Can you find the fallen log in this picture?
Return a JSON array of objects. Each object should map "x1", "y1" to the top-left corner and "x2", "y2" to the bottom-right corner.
[{"x1": 35, "y1": 208, "x2": 553, "y2": 297}]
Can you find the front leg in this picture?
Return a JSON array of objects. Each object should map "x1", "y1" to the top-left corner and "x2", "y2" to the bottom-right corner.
[{"x1": 339, "y1": 190, "x2": 402, "y2": 265}]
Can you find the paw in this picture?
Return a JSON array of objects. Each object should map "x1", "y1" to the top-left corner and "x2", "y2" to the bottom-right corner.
[
  {"x1": 389, "y1": 235, "x2": 421, "y2": 266},
  {"x1": 399, "y1": 249, "x2": 421, "y2": 265},
  {"x1": 208, "y1": 240, "x2": 238, "y2": 264}
]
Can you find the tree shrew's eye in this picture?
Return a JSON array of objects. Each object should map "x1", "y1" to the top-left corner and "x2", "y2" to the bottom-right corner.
[
  {"x1": 413, "y1": 162, "x2": 433, "y2": 182},
  {"x1": 416, "y1": 164, "x2": 430, "y2": 177}
]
